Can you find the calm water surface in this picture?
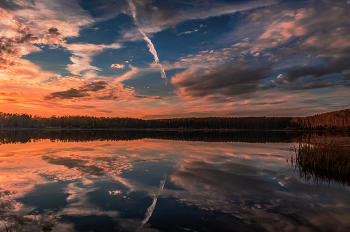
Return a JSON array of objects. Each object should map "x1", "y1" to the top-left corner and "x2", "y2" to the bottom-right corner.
[{"x1": 1, "y1": 133, "x2": 350, "y2": 232}]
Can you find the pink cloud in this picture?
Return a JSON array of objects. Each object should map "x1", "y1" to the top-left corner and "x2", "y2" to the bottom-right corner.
[{"x1": 65, "y1": 43, "x2": 122, "y2": 76}]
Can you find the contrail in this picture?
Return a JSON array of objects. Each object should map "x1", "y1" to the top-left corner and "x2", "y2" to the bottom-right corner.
[
  {"x1": 137, "y1": 174, "x2": 167, "y2": 231},
  {"x1": 127, "y1": 0, "x2": 167, "y2": 83}
]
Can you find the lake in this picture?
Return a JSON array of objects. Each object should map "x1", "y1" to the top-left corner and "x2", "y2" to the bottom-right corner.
[{"x1": 1, "y1": 130, "x2": 349, "y2": 232}]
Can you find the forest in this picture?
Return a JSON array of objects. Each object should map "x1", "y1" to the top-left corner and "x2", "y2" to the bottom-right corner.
[
  {"x1": 290, "y1": 109, "x2": 350, "y2": 130},
  {"x1": 0, "y1": 108, "x2": 349, "y2": 130}
]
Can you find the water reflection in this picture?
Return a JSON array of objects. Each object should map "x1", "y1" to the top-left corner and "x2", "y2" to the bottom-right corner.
[
  {"x1": 1, "y1": 137, "x2": 350, "y2": 231},
  {"x1": 0, "y1": 129, "x2": 314, "y2": 144},
  {"x1": 295, "y1": 164, "x2": 350, "y2": 187},
  {"x1": 289, "y1": 155, "x2": 350, "y2": 187}
]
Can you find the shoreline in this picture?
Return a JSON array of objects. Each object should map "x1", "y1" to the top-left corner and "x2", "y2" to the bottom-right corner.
[{"x1": 0, "y1": 127, "x2": 349, "y2": 133}]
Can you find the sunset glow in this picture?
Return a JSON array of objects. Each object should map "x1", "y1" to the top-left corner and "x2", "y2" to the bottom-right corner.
[{"x1": 0, "y1": 0, "x2": 349, "y2": 118}]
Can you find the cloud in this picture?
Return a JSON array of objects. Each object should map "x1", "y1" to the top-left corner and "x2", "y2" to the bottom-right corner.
[
  {"x1": 44, "y1": 80, "x2": 136, "y2": 102},
  {"x1": 48, "y1": 27, "x2": 60, "y2": 36},
  {"x1": 45, "y1": 88, "x2": 90, "y2": 100},
  {"x1": 120, "y1": 0, "x2": 277, "y2": 41},
  {"x1": 113, "y1": 65, "x2": 139, "y2": 82},
  {"x1": 134, "y1": 95, "x2": 162, "y2": 100},
  {"x1": 127, "y1": 0, "x2": 167, "y2": 82},
  {"x1": 79, "y1": 81, "x2": 107, "y2": 91},
  {"x1": 232, "y1": 1, "x2": 350, "y2": 58},
  {"x1": 111, "y1": 63, "x2": 125, "y2": 69},
  {"x1": 45, "y1": 81, "x2": 107, "y2": 100},
  {"x1": 96, "y1": 94, "x2": 118, "y2": 101},
  {"x1": 179, "y1": 28, "x2": 199, "y2": 35},
  {"x1": 0, "y1": 8, "x2": 40, "y2": 70},
  {"x1": 41, "y1": 27, "x2": 64, "y2": 44},
  {"x1": 0, "y1": 1, "x2": 111, "y2": 80},
  {"x1": 171, "y1": 64, "x2": 271, "y2": 97},
  {"x1": 0, "y1": 1, "x2": 93, "y2": 75},
  {"x1": 0, "y1": 34, "x2": 40, "y2": 70},
  {"x1": 141, "y1": 31, "x2": 167, "y2": 81},
  {"x1": 0, "y1": 2, "x2": 136, "y2": 116},
  {"x1": 11, "y1": 0, "x2": 94, "y2": 38},
  {"x1": 285, "y1": 56, "x2": 350, "y2": 82},
  {"x1": 65, "y1": 43, "x2": 122, "y2": 76},
  {"x1": 0, "y1": 0, "x2": 34, "y2": 11},
  {"x1": 0, "y1": 2, "x2": 95, "y2": 82},
  {"x1": 167, "y1": 0, "x2": 350, "y2": 101}
]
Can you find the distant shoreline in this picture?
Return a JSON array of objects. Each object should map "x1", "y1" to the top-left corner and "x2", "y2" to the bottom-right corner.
[
  {"x1": 0, "y1": 127, "x2": 348, "y2": 132},
  {"x1": 1, "y1": 127, "x2": 349, "y2": 145},
  {"x1": 1, "y1": 108, "x2": 350, "y2": 131}
]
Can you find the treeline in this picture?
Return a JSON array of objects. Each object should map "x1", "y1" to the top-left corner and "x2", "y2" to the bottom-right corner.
[
  {"x1": 290, "y1": 109, "x2": 350, "y2": 130},
  {"x1": 1, "y1": 108, "x2": 349, "y2": 130},
  {"x1": 0, "y1": 112, "x2": 292, "y2": 130}
]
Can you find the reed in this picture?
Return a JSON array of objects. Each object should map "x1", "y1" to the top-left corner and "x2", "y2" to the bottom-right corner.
[{"x1": 292, "y1": 140, "x2": 350, "y2": 186}]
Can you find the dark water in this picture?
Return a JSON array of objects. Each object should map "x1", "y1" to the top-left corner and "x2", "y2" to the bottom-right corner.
[{"x1": 1, "y1": 130, "x2": 349, "y2": 232}]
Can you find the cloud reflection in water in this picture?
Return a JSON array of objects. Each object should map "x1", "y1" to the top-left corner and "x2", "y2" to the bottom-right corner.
[{"x1": 0, "y1": 139, "x2": 349, "y2": 231}]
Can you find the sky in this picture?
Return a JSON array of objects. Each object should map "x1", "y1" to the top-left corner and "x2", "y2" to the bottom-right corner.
[{"x1": 0, "y1": 0, "x2": 349, "y2": 118}]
